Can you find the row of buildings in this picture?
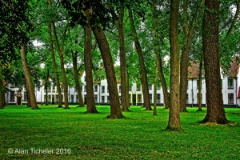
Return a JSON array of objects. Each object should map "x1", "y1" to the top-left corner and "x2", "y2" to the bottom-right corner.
[{"x1": 4, "y1": 62, "x2": 240, "y2": 107}]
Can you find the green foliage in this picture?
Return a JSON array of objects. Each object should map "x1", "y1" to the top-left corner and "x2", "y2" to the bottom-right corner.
[{"x1": 0, "y1": 106, "x2": 239, "y2": 159}]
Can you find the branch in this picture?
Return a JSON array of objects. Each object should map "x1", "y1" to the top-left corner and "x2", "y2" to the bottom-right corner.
[{"x1": 224, "y1": 0, "x2": 240, "y2": 41}]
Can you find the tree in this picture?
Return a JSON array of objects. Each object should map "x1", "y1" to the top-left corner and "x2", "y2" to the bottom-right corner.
[
  {"x1": 128, "y1": 8, "x2": 151, "y2": 110},
  {"x1": 62, "y1": 0, "x2": 124, "y2": 118},
  {"x1": 167, "y1": 0, "x2": 181, "y2": 130},
  {"x1": 202, "y1": 0, "x2": 228, "y2": 124},
  {"x1": 179, "y1": 0, "x2": 205, "y2": 112},
  {"x1": 48, "y1": 22, "x2": 63, "y2": 108},
  {"x1": 83, "y1": 9, "x2": 98, "y2": 113},
  {"x1": 49, "y1": 0, "x2": 70, "y2": 109},
  {"x1": 117, "y1": 3, "x2": 129, "y2": 111},
  {"x1": 20, "y1": 43, "x2": 38, "y2": 109}
]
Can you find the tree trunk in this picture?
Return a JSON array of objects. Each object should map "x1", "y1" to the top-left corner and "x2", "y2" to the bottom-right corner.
[
  {"x1": 150, "y1": 2, "x2": 170, "y2": 109},
  {"x1": 49, "y1": 0, "x2": 69, "y2": 109},
  {"x1": 167, "y1": 0, "x2": 181, "y2": 130},
  {"x1": 0, "y1": 67, "x2": 5, "y2": 108},
  {"x1": 48, "y1": 22, "x2": 63, "y2": 108},
  {"x1": 72, "y1": 51, "x2": 84, "y2": 107},
  {"x1": 92, "y1": 28, "x2": 124, "y2": 118},
  {"x1": 202, "y1": 0, "x2": 228, "y2": 124},
  {"x1": 180, "y1": 0, "x2": 205, "y2": 112},
  {"x1": 197, "y1": 56, "x2": 203, "y2": 111},
  {"x1": 84, "y1": 25, "x2": 98, "y2": 113},
  {"x1": 20, "y1": 44, "x2": 38, "y2": 109},
  {"x1": 153, "y1": 59, "x2": 158, "y2": 116},
  {"x1": 59, "y1": 54, "x2": 69, "y2": 109},
  {"x1": 118, "y1": 6, "x2": 129, "y2": 111},
  {"x1": 128, "y1": 9, "x2": 151, "y2": 110}
]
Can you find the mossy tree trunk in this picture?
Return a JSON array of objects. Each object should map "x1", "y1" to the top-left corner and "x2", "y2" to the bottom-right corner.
[
  {"x1": 84, "y1": 20, "x2": 98, "y2": 113},
  {"x1": 202, "y1": 0, "x2": 228, "y2": 124},
  {"x1": 20, "y1": 44, "x2": 38, "y2": 109},
  {"x1": 92, "y1": 28, "x2": 124, "y2": 118},
  {"x1": 167, "y1": 0, "x2": 181, "y2": 130}
]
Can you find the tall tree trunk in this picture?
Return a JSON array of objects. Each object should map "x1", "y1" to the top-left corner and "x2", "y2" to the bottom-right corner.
[
  {"x1": 25, "y1": 79, "x2": 31, "y2": 107},
  {"x1": 180, "y1": 0, "x2": 205, "y2": 112},
  {"x1": 49, "y1": 0, "x2": 69, "y2": 109},
  {"x1": 84, "y1": 25, "x2": 98, "y2": 113},
  {"x1": 48, "y1": 22, "x2": 62, "y2": 108},
  {"x1": 167, "y1": 0, "x2": 181, "y2": 130},
  {"x1": 72, "y1": 51, "x2": 84, "y2": 107},
  {"x1": 118, "y1": 6, "x2": 129, "y2": 111},
  {"x1": 150, "y1": 2, "x2": 170, "y2": 109},
  {"x1": 0, "y1": 66, "x2": 5, "y2": 108},
  {"x1": 44, "y1": 69, "x2": 50, "y2": 105},
  {"x1": 20, "y1": 44, "x2": 38, "y2": 109},
  {"x1": 92, "y1": 28, "x2": 124, "y2": 118},
  {"x1": 153, "y1": 59, "x2": 158, "y2": 116},
  {"x1": 48, "y1": 22, "x2": 63, "y2": 108},
  {"x1": 128, "y1": 9, "x2": 151, "y2": 110},
  {"x1": 197, "y1": 56, "x2": 203, "y2": 111},
  {"x1": 202, "y1": 0, "x2": 228, "y2": 124}
]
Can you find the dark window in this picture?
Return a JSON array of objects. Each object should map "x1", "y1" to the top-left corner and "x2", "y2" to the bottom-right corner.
[{"x1": 228, "y1": 78, "x2": 234, "y2": 89}]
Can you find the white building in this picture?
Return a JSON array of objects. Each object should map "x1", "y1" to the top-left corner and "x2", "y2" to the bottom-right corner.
[{"x1": 4, "y1": 62, "x2": 240, "y2": 107}]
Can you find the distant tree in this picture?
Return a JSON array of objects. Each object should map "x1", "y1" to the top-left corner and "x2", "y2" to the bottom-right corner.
[
  {"x1": 128, "y1": 8, "x2": 151, "y2": 110},
  {"x1": 167, "y1": 0, "x2": 181, "y2": 130},
  {"x1": 202, "y1": 0, "x2": 228, "y2": 124}
]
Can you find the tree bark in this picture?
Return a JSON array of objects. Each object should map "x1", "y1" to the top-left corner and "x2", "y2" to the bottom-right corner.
[
  {"x1": 48, "y1": 22, "x2": 63, "y2": 108},
  {"x1": 153, "y1": 59, "x2": 158, "y2": 116},
  {"x1": 118, "y1": 6, "x2": 129, "y2": 111},
  {"x1": 150, "y1": 2, "x2": 170, "y2": 109},
  {"x1": 0, "y1": 67, "x2": 5, "y2": 108},
  {"x1": 180, "y1": 0, "x2": 205, "y2": 112},
  {"x1": 202, "y1": 0, "x2": 228, "y2": 124},
  {"x1": 72, "y1": 51, "x2": 84, "y2": 107},
  {"x1": 49, "y1": 0, "x2": 69, "y2": 109},
  {"x1": 197, "y1": 56, "x2": 203, "y2": 111},
  {"x1": 92, "y1": 28, "x2": 124, "y2": 118},
  {"x1": 167, "y1": 0, "x2": 181, "y2": 130},
  {"x1": 128, "y1": 9, "x2": 151, "y2": 110},
  {"x1": 20, "y1": 44, "x2": 38, "y2": 109},
  {"x1": 84, "y1": 25, "x2": 98, "y2": 113}
]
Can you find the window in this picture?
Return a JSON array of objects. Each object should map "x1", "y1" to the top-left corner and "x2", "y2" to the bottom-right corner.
[
  {"x1": 94, "y1": 95, "x2": 98, "y2": 102},
  {"x1": 107, "y1": 96, "x2": 110, "y2": 103},
  {"x1": 51, "y1": 86, "x2": 55, "y2": 93},
  {"x1": 148, "y1": 84, "x2": 152, "y2": 90},
  {"x1": 186, "y1": 94, "x2": 189, "y2": 104},
  {"x1": 228, "y1": 93, "x2": 234, "y2": 104},
  {"x1": 228, "y1": 78, "x2": 234, "y2": 89},
  {"x1": 149, "y1": 94, "x2": 152, "y2": 103},
  {"x1": 71, "y1": 95, "x2": 74, "y2": 103},
  {"x1": 10, "y1": 91, "x2": 15, "y2": 101},
  {"x1": 101, "y1": 96, "x2": 105, "y2": 103},
  {"x1": 137, "y1": 84, "x2": 141, "y2": 91},
  {"x1": 137, "y1": 94, "x2": 142, "y2": 103},
  {"x1": 102, "y1": 86, "x2": 105, "y2": 93},
  {"x1": 157, "y1": 94, "x2": 161, "y2": 103},
  {"x1": 24, "y1": 92, "x2": 27, "y2": 101},
  {"x1": 94, "y1": 85, "x2": 98, "y2": 92},
  {"x1": 118, "y1": 85, "x2": 121, "y2": 93}
]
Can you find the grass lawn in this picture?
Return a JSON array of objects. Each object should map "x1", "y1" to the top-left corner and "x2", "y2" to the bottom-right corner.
[{"x1": 0, "y1": 105, "x2": 239, "y2": 160}]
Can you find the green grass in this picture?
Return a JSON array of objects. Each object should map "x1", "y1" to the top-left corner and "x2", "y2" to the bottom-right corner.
[{"x1": 0, "y1": 105, "x2": 239, "y2": 160}]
